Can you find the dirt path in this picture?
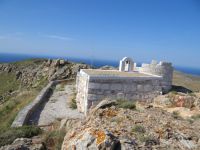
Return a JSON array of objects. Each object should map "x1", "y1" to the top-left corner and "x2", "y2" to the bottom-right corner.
[{"x1": 28, "y1": 82, "x2": 84, "y2": 126}]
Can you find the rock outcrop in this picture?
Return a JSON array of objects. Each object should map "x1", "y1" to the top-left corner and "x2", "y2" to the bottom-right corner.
[
  {"x1": 0, "y1": 59, "x2": 90, "y2": 87},
  {"x1": 62, "y1": 99, "x2": 200, "y2": 150}
]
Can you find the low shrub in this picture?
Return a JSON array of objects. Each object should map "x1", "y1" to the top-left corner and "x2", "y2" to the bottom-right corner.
[
  {"x1": 132, "y1": 125, "x2": 146, "y2": 133},
  {"x1": 70, "y1": 98, "x2": 77, "y2": 109},
  {"x1": 116, "y1": 100, "x2": 136, "y2": 110},
  {"x1": 0, "y1": 126, "x2": 42, "y2": 146},
  {"x1": 172, "y1": 111, "x2": 182, "y2": 119},
  {"x1": 69, "y1": 93, "x2": 77, "y2": 109}
]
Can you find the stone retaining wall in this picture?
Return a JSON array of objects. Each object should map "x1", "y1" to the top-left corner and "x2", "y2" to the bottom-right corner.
[{"x1": 11, "y1": 79, "x2": 74, "y2": 127}]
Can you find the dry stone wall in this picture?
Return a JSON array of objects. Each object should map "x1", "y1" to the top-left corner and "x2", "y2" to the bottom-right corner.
[
  {"x1": 12, "y1": 79, "x2": 73, "y2": 127},
  {"x1": 11, "y1": 81, "x2": 56, "y2": 127}
]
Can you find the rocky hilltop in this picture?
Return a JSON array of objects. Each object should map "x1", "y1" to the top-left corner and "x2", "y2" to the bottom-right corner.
[
  {"x1": 0, "y1": 59, "x2": 200, "y2": 150},
  {"x1": 0, "y1": 59, "x2": 89, "y2": 104},
  {"x1": 0, "y1": 59, "x2": 89, "y2": 86},
  {"x1": 0, "y1": 59, "x2": 90, "y2": 149}
]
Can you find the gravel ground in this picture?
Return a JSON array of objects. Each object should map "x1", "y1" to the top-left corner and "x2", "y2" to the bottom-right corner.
[{"x1": 28, "y1": 82, "x2": 84, "y2": 126}]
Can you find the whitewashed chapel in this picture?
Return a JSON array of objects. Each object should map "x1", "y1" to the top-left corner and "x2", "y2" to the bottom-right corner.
[{"x1": 76, "y1": 57, "x2": 173, "y2": 115}]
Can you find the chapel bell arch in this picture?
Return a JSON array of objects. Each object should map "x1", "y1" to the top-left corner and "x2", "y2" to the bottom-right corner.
[{"x1": 119, "y1": 57, "x2": 134, "y2": 72}]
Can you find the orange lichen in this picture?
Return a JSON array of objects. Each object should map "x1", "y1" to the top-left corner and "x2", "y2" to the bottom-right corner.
[
  {"x1": 102, "y1": 109, "x2": 118, "y2": 117},
  {"x1": 155, "y1": 128, "x2": 164, "y2": 139},
  {"x1": 91, "y1": 129, "x2": 106, "y2": 145}
]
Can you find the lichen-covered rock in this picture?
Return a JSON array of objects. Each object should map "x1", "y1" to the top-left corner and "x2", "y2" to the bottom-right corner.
[
  {"x1": 155, "y1": 92, "x2": 200, "y2": 109},
  {"x1": 62, "y1": 128, "x2": 120, "y2": 150},
  {"x1": 62, "y1": 99, "x2": 200, "y2": 150}
]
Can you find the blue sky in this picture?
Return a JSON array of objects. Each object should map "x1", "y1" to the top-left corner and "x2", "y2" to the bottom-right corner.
[{"x1": 0, "y1": 0, "x2": 200, "y2": 68}]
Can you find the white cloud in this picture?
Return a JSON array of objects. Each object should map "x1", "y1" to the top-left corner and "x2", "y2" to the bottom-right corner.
[{"x1": 43, "y1": 34, "x2": 73, "y2": 41}]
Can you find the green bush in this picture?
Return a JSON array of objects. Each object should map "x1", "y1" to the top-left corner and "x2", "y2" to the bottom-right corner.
[
  {"x1": 0, "y1": 126, "x2": 42, "y2": 146},
  {"x1": 69, "y1": 93, "x2": 77, "y2": 109},
  {"x1": 132, "y1": 125, "x2": 146, "y2": 133},
  {"x1": 116, "y1": 100, "x2": 136, "y2": 110},
  {"x1": 70, "y1": 97, "x2": 77, "y2": 109},
  {"x1": 172, "y1": 111, "x2": 182, "y2": 119}
]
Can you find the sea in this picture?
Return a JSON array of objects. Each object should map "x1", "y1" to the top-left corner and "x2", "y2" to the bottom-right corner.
[{"x1": 0, "y1": 53, "x2": 200, "y2": 76}]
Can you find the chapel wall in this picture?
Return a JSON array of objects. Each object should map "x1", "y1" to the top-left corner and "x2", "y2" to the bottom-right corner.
[
  {"x1": 76, "y1": 72, "x2": 89, "y2": 113},
  {"x1": 85, "y1": 76, "x2": 162, "y2": 112},
  {"x1": 139, "y1": 61, "x2": 173, "y2": 92}
]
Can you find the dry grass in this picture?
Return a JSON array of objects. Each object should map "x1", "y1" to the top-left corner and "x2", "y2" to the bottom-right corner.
[
  {"x1": 173, "y1": 71, "x2": 200, "y2": 92},
  {"x1": 0, "y1": 91, "x2": 38, "y2": 133},
  {"x1": 0, "y1": 72, "x2": 20, "y2": 102},
  {"x1": 0, "y1": 90, "x2": 43, "y2": 146},
  {"x1": 0, "y1": 60, "x2": 48, "y2": 145}
]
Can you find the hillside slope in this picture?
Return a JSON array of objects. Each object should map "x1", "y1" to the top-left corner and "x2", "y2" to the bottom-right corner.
[
  {"x1": 173, "y1": 71, "x2": 200, "y2": 92},
  {"x1": 0, "y1": 59, "x2": 89, "y2": 147}
]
